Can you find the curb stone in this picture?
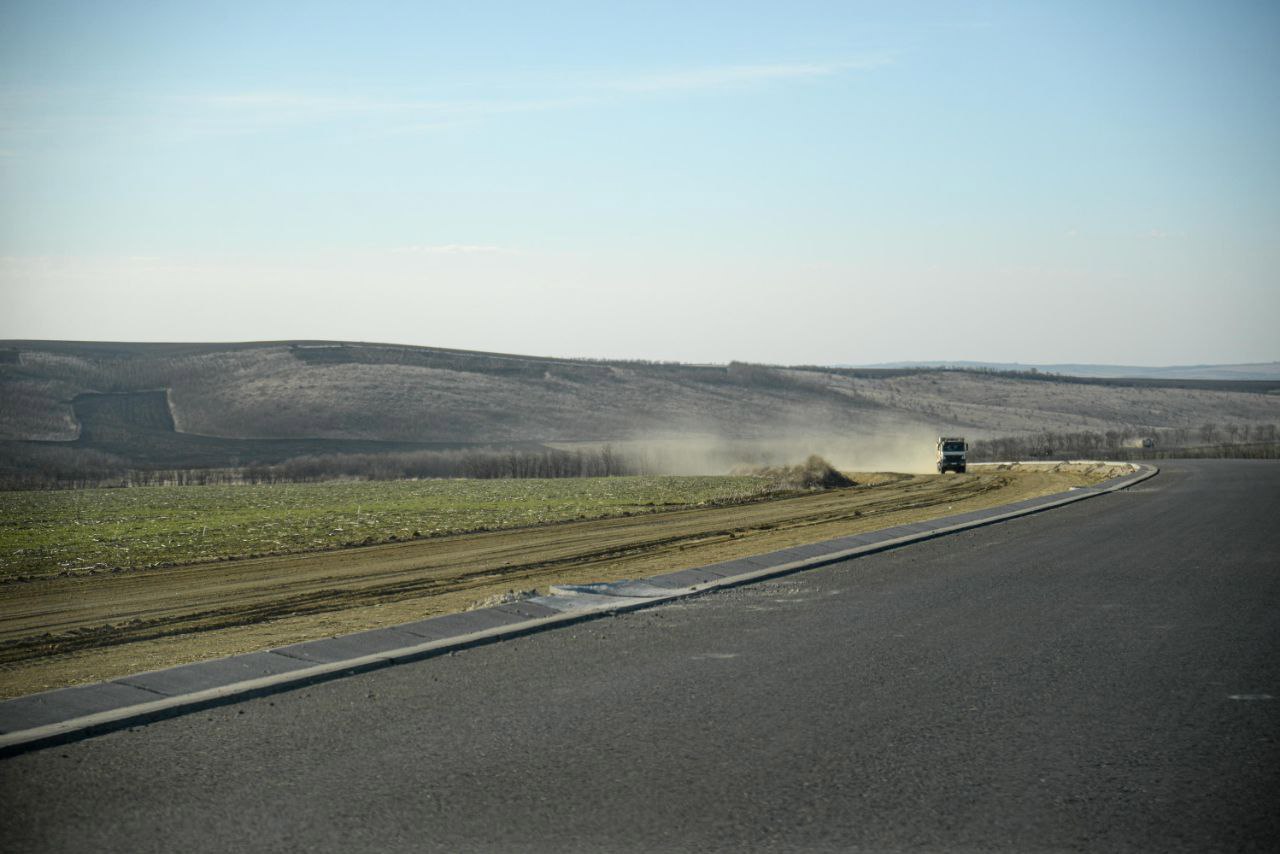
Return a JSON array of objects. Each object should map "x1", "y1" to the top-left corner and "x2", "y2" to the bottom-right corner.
[{"x1": 0, "y1": 462, "x2": 1157, "y2": 755}]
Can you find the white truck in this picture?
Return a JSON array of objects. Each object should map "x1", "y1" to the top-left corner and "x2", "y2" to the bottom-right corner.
[{"x1": 936, "y1": 437, "x2": 967, "y2": 473}]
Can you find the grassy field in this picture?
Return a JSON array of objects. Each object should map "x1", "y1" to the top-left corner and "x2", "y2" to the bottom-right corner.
[{"x1": 0, "y1": 475, "x2": 789, "y2": 581}]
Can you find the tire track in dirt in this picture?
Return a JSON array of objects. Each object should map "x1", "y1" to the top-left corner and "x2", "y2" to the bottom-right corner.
[{"x1": 0, "y1": 475, "x2": 999, "y2": 663}]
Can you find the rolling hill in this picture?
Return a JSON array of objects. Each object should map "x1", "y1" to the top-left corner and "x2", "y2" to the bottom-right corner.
[
  {"x1": 2, "y1": 340, "x2": 1278, "y2": 482},
  {"x1": 852, "y1": 360, "x2": 1280, "y2": 381}
]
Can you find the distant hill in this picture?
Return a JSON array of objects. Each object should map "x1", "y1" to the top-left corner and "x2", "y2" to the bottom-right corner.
[
  {"x1": 2, "y1": 340, "x2": 1278, "y2": 480},
  {"x1": 848, "y1": 360, "x2": 1280, "y2": 381}
]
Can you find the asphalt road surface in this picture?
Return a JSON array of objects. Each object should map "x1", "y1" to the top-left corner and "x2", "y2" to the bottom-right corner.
[{"x1": 2, "y1": 459, "x2": 1277, "y2": 853}]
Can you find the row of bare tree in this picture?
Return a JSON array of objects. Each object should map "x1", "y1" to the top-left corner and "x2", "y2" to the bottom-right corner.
[
  {"x1": 0, "y1": 445, "x2": 640, "y2": 490},
  {"x1": 238, "y1": 446, "x2": 635, "y2": 483},
  {"x1": 970, "y1": 422, "x2": 1280, "y2": 462}
]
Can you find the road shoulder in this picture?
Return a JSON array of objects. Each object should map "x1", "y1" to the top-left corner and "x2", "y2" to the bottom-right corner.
[{"x1": 0, "y1": 462, "x2": 1156, "y2": 755}]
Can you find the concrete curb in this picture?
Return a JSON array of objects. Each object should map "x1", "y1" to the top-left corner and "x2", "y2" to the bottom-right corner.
[{"x1": 0, "y1": 462, "x2": 1157, "y2": 755}]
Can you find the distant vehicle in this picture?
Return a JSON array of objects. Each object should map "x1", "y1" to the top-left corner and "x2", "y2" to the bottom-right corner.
[
  {"x1": 936, "y1": 437, "x2": 967, "y2": 473},
  {"x1": 1140, "y1": 437, "x2": 1156, "y2": 448}
]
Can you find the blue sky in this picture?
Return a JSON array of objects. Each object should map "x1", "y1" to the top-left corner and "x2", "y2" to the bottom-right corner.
[{"x1": 2, "y1": 1, "x2": 1277, "y2": 365}]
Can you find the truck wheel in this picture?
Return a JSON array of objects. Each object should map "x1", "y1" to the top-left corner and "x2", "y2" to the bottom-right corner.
[{"x1": 957, "y1": 465, "x2": 966, "y2": 474}]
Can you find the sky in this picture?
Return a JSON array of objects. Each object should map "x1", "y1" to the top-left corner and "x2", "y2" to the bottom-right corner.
[{"x1": 1, "y1": 0, "x2": 1278, "y2": 366}]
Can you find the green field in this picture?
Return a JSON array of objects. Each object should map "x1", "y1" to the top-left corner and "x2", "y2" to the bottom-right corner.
[{"x1": 0, "y1": 476, "x2": 788, "y2": 580}]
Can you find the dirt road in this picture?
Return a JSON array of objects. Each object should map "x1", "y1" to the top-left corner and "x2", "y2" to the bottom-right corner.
[{"x1": 0, "y1": 465, "x2": 1123, "y2": 697}]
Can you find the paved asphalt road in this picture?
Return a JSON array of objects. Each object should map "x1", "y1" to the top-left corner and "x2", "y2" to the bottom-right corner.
[{"x1": 2, "y1": 459, "x2": 1277, "y2": 853}]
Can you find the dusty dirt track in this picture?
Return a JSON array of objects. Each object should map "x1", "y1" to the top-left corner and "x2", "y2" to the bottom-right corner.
[{"x1": 0, "y1": 465, "x2": 1123, "y2": 697}]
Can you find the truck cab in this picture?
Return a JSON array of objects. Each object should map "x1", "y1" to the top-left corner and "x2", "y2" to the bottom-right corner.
[{"x1": 937, "y1": 437, "x2": 967, "y2": 473}]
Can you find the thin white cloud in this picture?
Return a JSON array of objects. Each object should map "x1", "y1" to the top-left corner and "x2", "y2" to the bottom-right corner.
[
  {"x1": 194, "y1": 92, "x2": 591, "y2": 118},
  {"x1": 604, "y1": 56, "x2": 893, "y2": 93},
  {"x1": 0, "y1": 57, "x2": 890, "y2": 147},
  {"x1": 390, "y1": 244, "x2": 515, "y2": 255},
  {"x1": 154, "y1": 91, "x2": 600, "y2": 140},
  {"x1": 177, "y1": 56, "x2": 888, "y2": 133},
  {"x1": 924, "y1": 20, "x2": 995, "y2": 31}
]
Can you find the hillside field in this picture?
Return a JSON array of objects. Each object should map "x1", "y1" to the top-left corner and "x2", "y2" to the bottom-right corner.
[{"x1": 2, "y1": 341, "x2": 1278, "y2": 483}]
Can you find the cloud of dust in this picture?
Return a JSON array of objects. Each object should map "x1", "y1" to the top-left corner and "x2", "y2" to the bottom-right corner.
[{"x1": 608, "y1": 426, "x2": 941, "y2": 476}]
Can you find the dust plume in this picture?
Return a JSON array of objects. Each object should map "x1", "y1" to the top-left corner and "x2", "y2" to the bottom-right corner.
[{"x1": 577, "y1": 427, "x2": 943, "y2": 476}]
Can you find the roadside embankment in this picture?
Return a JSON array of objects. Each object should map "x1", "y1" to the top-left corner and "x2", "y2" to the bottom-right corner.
[{"x1": 0, "y1": 465, "x2": 1130, "y2": 698}]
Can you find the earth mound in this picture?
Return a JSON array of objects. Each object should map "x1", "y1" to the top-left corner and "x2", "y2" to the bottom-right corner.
[{"x1": 737, "y1": 455, "x2": 856, "y2": 490}]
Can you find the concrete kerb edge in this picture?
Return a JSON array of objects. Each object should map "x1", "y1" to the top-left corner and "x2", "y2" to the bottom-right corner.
[
  {"x1": 0, "y1": 600, "x2": 681, "y2": 756},
  {"x1": 0, "y1": 462, "x2": 1157, "y2": 755}
]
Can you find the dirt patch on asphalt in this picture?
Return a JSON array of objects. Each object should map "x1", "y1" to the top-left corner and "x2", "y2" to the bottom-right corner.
[{"x1": 0, "y1": 465, "x2": 1128, "y2": 698}]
